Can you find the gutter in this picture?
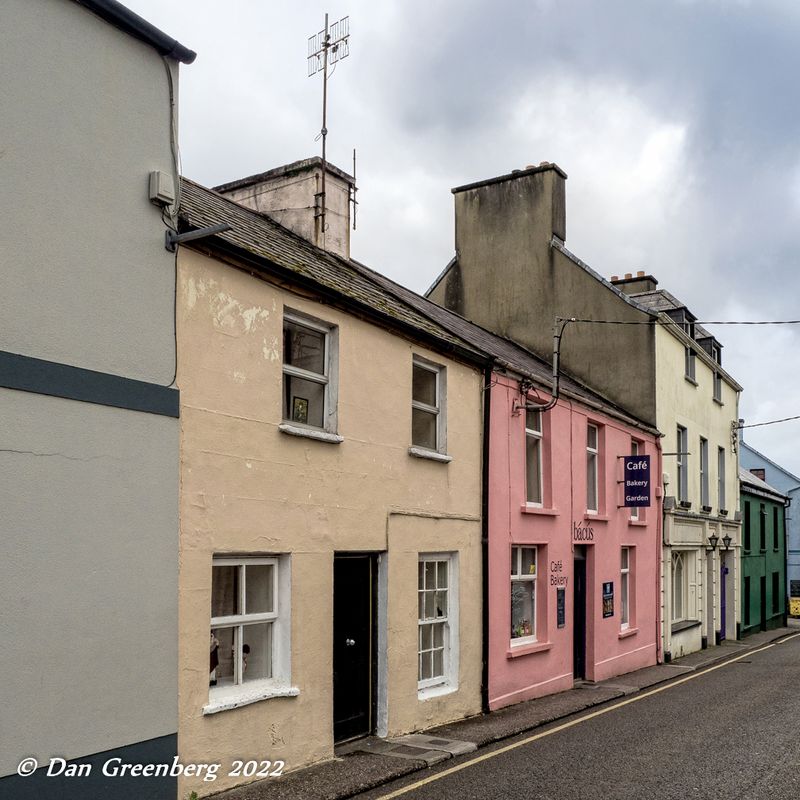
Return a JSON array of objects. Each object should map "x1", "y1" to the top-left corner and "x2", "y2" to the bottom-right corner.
[
  {"x1": 75, "y1": 0, "x2": 197, "y2": 63},
  {"x1": 480, "y1": 363, "x2": 492, "y2": 714}
]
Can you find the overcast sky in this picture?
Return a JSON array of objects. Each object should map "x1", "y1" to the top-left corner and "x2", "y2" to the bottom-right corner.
[{"x1": 128, "y1": 0, "x2": 800, "y2": 477}]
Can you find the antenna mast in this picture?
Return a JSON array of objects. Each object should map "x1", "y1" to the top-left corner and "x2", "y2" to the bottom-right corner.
[{"x1": 307, "y1": 14, "x2": 350, "y2": 248}]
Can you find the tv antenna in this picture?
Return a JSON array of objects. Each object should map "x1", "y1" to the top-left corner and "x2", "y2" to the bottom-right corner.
[{"x1": 307, "y1": 14, "x2": 350, "y2": 246}]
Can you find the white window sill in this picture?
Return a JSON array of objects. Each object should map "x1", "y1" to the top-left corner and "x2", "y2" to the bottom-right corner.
[
  {"x1": 417, "y1": 681, "x2": 457, "y2": 701},
  {"x1": 507, "y1": 640, "x2": 552, "y2": 658},
  {"x1": 279, "y1": 423, "x2": 343, "y2": 444},
  {"x1": 619, "y1": 626, "x2": 638, "y2": 640},
  {"x1": 203, "y1": 682, "x2": 299, "y2": 715},
  {"x1": 408, "y1": 446, "x2": 452, "y2": 463}
]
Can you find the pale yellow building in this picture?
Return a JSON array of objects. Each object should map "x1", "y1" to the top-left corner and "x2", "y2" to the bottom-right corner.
[
  {"x1": 612, "y1": 276, "x2": 742, "y2": 659},
  {"x1": 174, "y1": 174, "x2": 485, "y2": 796}
]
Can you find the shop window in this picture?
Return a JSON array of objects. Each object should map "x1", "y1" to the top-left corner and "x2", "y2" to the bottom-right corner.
[
  {"x1": 209, "y1": 557, "x2": 292, "y2": 709},
  {"x1": 773, "y1": 572, "x2": 780, "y2": 614},
  {"x1": 510, "y1": 546, "x2": 537, "y2": 645},
  {"x1": 418, "y1": 554, "x2": 457, "y2": 691},
  {"x1": 621, "y1": 548, "x2": 631, "y2": 630},
  {"x1": 672, "y1": 550, "x2": 697, "y2": 623}
]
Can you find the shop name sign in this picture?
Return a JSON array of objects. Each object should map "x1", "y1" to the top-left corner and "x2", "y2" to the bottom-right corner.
[{"x1": 623, "y1": 455, "x2": 651, "y2": 507}]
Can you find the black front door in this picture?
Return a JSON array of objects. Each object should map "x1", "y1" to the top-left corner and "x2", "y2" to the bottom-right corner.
[
  {"x1": 573, "y1": 552, "x2": 587, "y2": 679},
  {"x1": 333, "y1": 554, "x2": 375, "y2": 742}
]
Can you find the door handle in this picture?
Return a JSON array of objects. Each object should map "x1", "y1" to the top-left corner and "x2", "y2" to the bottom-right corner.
[{"x1": 345, "y1": 638, "x2": 356, "y2": 646}]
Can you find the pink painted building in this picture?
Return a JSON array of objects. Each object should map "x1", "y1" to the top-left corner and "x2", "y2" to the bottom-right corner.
[{"x1": 487, "y1": 373, "x2": 661, "y2": 710}]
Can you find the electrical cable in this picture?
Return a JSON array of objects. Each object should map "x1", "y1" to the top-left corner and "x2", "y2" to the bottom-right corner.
[
  {"x1": 738, "y1": 415, "x2": 800, "y2": 430},
  {"x1": 557, "y1": 317, "x2": 800, "y2": 326}
]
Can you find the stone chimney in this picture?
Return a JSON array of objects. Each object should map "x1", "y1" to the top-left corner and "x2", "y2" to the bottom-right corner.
[
  {"x1": 428, "y1": 162, "x2": 566, "y2": 330},
  {"x1": 214, "y1": 157, "x2": 354, "y2": 259},
  {"x1": 610, "y1": 270, "x2": 658, "y2": 295}
]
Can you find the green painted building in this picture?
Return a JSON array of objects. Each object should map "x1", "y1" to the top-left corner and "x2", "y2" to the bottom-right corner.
[{"x1": 739, "y1": 467, "x2": 788, "y2": 636}]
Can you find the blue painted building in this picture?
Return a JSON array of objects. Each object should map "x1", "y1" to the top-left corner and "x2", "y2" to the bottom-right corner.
[{"x1": 739, "y1": 440, "x2": 800, "y2": 611}]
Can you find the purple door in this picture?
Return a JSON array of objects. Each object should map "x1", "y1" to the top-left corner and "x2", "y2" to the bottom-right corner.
[{"x1": 720, "y1": 565, "x2": 729, "y2": 641}]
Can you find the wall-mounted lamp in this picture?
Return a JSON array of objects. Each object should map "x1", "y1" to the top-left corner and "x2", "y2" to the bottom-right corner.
[
  {"x1": 706, "y1": 533, "x2": 720, "y2": 552},
  {"x1": 721, "y1": 534, "x2": 733, "y2": 551}
]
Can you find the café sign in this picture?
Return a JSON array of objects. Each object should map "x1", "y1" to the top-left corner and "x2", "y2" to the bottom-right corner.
[{"x1": 623, "y1": 455, "x2": 651, "y2": 507}]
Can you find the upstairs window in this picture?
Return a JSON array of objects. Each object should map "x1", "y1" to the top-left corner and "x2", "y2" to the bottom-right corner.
[
  {"x1": 699, "y1": 438, "x2": 709, "y2": 508},
  {"x1": 713, "y1": 372, "x2": 722, "y2": 402},
  {"x1": 744, "y1": 500, "x2": 751, "y2": 551},
  {"x1": 717, "y1": 447, "x2": 726, "y2": 510},
  {"x1": 412, "y1": 358, "x2": 446, "y2": 454},
  {"x1": 676, "y1": 426, "x2": 688, "y2": 503},
  {"x1": 283, "y1": 312, "x2": 337, "y2": 431},
  {"x1": 525, "y1": 409, "x2": 543, "y2": 506},
  {"x1": 684, "y1": 347, "x2": 696, "y2": 382},
  {"x1": 630, "y1": 441, "x2": 641, "y2": 521},
  {"x1": 774, "y1": 507, "x2": 780, "y2": 550},
  {"x1": 760, "y1": 503, "x2": 766, "y2": 551},
  {"x1": 586, "y1": 424, "x2": 599, "y2": 513}
]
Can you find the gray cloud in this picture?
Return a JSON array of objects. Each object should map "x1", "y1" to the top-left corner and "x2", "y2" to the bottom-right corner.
[{"x1": 127, "y1": 0, "x2": 800, "y2": 474}]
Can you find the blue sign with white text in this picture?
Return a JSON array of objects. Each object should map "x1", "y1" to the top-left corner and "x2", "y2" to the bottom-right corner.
[{"x1": 623, "y1": 454, "x2": 651, "y2": 507}]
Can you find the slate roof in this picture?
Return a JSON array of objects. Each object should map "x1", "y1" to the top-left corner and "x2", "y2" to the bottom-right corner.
[
  {"x1": 739, "y1": 466, "x2": 788, "y2": 502},
  {"x1": 178, "y1": 178, "x2": 657, "y2": 433},
  {"x1": 179, "y1": 179, "x2": 484, "y2": 361}
]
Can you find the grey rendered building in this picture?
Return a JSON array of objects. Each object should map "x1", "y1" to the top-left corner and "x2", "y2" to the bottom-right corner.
[{"x1": 0, "y1": 1, "x2": 193, "y2": 797}]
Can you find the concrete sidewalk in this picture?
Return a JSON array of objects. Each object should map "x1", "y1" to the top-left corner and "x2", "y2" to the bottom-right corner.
[{"x1": 210, "y1": 622, "x2": 798, "y2": 800}]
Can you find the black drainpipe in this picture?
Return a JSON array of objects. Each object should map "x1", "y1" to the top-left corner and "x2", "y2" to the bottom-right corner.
[{"x1": 481, "y1": 362, "x2": 493, "y2": 714}]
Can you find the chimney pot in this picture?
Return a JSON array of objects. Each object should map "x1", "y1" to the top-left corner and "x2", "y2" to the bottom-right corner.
[
  {"x1": 637, "y1": 270, "x2": 645, "y2": 277},
  {"x1": 525, "y1": 165, "x2": 536, "y2": 170},
  {"x1": 624, "y1": 273, "x2": 633, "y2": 279},
  {"x1": 611, "y1": 275, "x2": 619, "y2": 282}
]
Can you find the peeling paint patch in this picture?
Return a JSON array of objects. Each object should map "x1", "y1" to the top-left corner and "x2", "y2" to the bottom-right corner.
[
  {"x1": 233, "y1": 371, "x2": 247, "y2": 384},
  {"x1": 262, "y1": 336, "x2": 281, "y2": 361},
  {"x1": 210, "y1": 291, "x2": 271, "y2": 336}
]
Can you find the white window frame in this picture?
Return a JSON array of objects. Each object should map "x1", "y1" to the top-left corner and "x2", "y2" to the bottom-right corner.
[
  {"x1": 676, "y1": 426, "x2": 688, "y2": 503},
  {"x1": 525, "y1": 409, "x2": 543, "y2": 506},
  {"x1": 510, "y1": 546, "x2": 538, "y2": 646},
  {"x1": 586, "y1": 424, "x2": 599, "y2": 513},
  {"x1": 620, "y1": 547, "x2": 631, "y2": 630},
  {"x1": 718, "y1": 446, "x2": 726, "y2": 510},
  {"x1": 282, "y1": 310, "x2": 338, "y2": 434},
  {"x1": 417, "y1": 553, "x2": 458, "y2": 694},
  {"x1": 205, "y1": 556, "x2": 295, "y2": 715},
  {"x1": 699, "y1": 437, "x2": 709, "y2": 507},
  {"x1": 411, "y1": 357, "x2": 448, "y2": 456}
]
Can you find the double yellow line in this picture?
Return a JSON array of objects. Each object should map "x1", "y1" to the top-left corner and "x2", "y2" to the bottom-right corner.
[{"x1": 377, "y1": 632, "x2": 800, "y2": 799}]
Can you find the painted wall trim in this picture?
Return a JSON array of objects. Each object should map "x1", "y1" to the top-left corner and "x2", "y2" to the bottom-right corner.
[{"x1": 0, "y1": 351, "x2": 179, "y2": 418}]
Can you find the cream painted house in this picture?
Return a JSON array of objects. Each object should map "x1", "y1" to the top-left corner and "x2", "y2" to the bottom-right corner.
[
  {"x1": 611, "y1": 276, "x2": 742, "y2": 659},
  {"x1": 174, "y1": 173, "x2": 486, "y2": 796}
]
